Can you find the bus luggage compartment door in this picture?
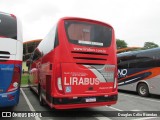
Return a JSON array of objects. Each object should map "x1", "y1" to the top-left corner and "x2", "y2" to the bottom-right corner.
[{"x1": 61, "y1": 63, "x2": 115, "y2": 95}]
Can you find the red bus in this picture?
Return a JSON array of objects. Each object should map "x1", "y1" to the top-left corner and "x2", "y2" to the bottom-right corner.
[{"x1": 28, "y1": 17, "x2": 118, "y2": 109}]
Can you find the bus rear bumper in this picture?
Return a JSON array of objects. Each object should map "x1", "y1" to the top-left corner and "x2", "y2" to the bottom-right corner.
[
  {"x1": 50, "y1": 94, "x2": 118, "y2": 109},
  {"x1": 54, "y1": 101, "x2": 117, "y2": 109},
  {"x1": 0, "y1": 89, "x2": 19, "y2": 107}
]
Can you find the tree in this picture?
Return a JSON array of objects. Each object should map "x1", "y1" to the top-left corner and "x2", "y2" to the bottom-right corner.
[
  {"x1": 116, "y1": 39, "x2": 128, "y2": 49},
  {"x1": 143, "y1": 42, "x2": 159, "y2": 50}
]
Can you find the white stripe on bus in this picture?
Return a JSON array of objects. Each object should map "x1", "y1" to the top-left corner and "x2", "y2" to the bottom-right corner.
[{"x1": 83, "y1": 65, "x2": 106, "y2": 82}]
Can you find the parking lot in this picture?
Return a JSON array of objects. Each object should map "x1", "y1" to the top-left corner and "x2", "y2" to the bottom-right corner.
[{"x1": 1, "y1": 87, "x2": 160, "y2": 120}]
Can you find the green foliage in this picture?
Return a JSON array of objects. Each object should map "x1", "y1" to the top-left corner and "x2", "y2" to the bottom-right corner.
[
  {"x1": 143, "y1": 42, "x2": 159, "y2": 50},
  {"x1": 21, "y1": 74, "x2": 29, "y2": 86},
  {"x1": 116, "y1": 39, "x2": 128, "y2": 49}
]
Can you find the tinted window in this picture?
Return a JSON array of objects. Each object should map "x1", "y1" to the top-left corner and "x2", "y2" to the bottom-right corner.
[
  {"x1": 128, "y1": 57, "x2": 155, "y2": 68},
  {"x1": 118, "y1": 53, "x2": 158, "y2": 69},
  {"x1": 65, "y1": 20, "x2": 112, "y2": 47},
  {"x1": 118, "y1": 61, "x2": 129, "y2": 69},
  {"x1": 0, "y1": 14, "x2": 17, "y2": 39},
  {"x1": 54, "y1": 28, "x2": 59, "y2": 48},
  {"x1": 153, "y1": 53, "x2": 160, "y2": 67},
  {"x1": 118, "y1": 55, "x2": 135, "y2": 68}
]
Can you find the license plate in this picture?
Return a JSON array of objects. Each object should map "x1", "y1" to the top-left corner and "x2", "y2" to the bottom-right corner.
[{"x1": 85, "y1": 98, "x2": 96, "y2": 102}]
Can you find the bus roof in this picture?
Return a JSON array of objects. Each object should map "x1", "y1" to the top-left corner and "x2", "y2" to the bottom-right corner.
[
  {"x1": 59, "y1": 17, "x2": 113, "y2": 28},
  {"x1": 117, "y1": 47, "x2": 160, "y2": 57},
  {"x1": 0, "y1": 11, "x2": 10, "y2": 15}
]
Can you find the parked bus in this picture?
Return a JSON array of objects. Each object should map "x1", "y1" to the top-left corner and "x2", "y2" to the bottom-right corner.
[
  {"x1": 28, "y1": 17, "x2": 117, "y2": 109},
  {"x1": 0, "y1": 12, "x2": 22, "y2": 107},
  {"x1": 118, "y1": 48, "x2": 160, "y2": 97}
]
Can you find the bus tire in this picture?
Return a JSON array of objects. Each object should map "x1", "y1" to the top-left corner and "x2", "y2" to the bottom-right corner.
[
  {"x1": 39, "y1": 86, "x2": 45, "y2": 106},
  {"x1": 137, "y1": 83, "x2": 149, "y2": 97},
  {"x1": 28, "y1": 83, "x2": 32, "y2": 91},
  {"x1": 28, "y1": 77, "x2": 32, "y2": 91}
]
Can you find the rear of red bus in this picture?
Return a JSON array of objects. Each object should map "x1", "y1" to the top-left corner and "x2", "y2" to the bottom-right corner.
[
  {"x1": 0, "y1": 12, "x2": 22, "y2": 107},
  {"x1": 50, "y1": 17, "x2": 118, "y2": 109}
]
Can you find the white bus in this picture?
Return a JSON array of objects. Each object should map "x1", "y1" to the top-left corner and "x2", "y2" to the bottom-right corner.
[
  {"x1": 118, "y1": 48, "x2": 160, "y2": 97},
  {"x1": 0, "y1": 12, "x2": 23, "y2": 107}
]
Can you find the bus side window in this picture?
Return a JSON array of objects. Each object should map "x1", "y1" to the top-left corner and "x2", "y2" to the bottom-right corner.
[
  {"x1": 134, "y1": 57, "x2": 155, "y2": 68},
  {"x1": 118, "y1": 61, "x2": 129, "y2": 69},
  {"x1": 154, "y1": 55, "x2": 160, "y2": 67},
  {"x1": 54, "y1": 28, "x2": 59, "y2": 48}
]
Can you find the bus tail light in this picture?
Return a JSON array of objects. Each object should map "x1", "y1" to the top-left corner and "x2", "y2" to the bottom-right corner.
[
  {"x1": 56, "y1": 64, "x2": 63, "y2": 93},
  {"x1": 105, "y1": 65, "x2": 115, "y2": 82},
  {"x1": 114, "y1": 78, "x2": 117, "y2": 89},
  {"x1": 104, "y1": 65, "x2": 117, "y2": 91},
  {"x1": 57, "y1": 77, "x2": 63, "y2": 91},
  {"x1": 7, "y1": 65, "x2": 20, "y2": 92}
]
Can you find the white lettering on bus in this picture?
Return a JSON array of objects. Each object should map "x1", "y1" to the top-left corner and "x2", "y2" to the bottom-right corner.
[
  {"x1": 64, "y1": 77, "x2": 100, "y2": 85},
  {"x1": 118, "y1": 69, "x2": 127, "y2": 77},
  {"x1": 73, "y1": 47, "x2": 106, "y2": 53}
]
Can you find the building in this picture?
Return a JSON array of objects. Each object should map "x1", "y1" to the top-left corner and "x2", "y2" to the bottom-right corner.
[{"x1": 23, "y1": 39, "x2": 42, "y2": 72}]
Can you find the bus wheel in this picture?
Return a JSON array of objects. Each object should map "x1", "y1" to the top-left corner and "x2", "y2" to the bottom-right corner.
[
  {"x1": 28, "y1": 78, "x2": 31, "y2": 90},
  {"x1": 137, "y1": 83, "x2": 149, "y2": 97},
  {"x1": 39, "y1": 86, "x2": 45, "y2": 106}
]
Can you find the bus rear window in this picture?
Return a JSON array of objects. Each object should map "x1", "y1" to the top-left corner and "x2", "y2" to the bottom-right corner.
[
  {"x1": 64, "y1": 20, "x2": 112, "y2": 47},
  {"x1": 0, "y1": 14, "x2": 17, "y2": 39}
]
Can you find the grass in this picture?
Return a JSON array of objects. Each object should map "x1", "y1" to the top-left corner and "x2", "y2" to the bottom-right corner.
[{"x1": 21, "y1": 73, "x2": 29, "y2": 86}]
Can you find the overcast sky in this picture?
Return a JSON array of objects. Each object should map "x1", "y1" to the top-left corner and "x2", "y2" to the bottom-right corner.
[{"x1": 1, "y1": 0, "x2": 160, "y2": 47}]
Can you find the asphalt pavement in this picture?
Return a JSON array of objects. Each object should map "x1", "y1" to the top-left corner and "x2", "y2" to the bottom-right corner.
[{"x1": 0, "y1": 87, "x2": 160, "y2": 120}]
